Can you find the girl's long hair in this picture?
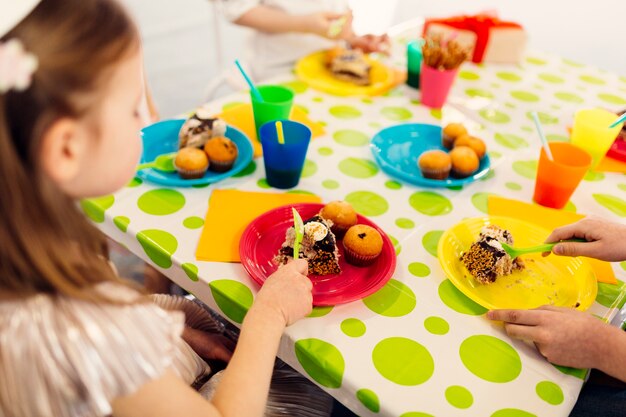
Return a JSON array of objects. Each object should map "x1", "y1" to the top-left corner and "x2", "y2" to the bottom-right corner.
[{"x1": 0, "y1": 0, "x2": 140, "y2": 300}]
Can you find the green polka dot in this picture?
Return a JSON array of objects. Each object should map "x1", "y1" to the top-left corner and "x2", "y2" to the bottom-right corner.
[
  {"x1": 318, "y1": 121, "x2": 328, "y2": 127},
  {"x1": 322, "y1": 179, "x2": 339, "y2": 189},
  {"x1": 330, "y1": 105, "x2": 362, "y2": 119},
  {"x1": 424, "y1": 316, "x2": 449, "y2": 335},
  {"x1": 466, "y1": 89, "x2": 494, "y2": 99},
  {"x1": 527, "y1": 111, "x2": 559, "y2": 125},
  {"x1": 547, "y1": 134, "x2": 569, "y2": 142},
  {"x1": 506, "y1": 182, "x2": 522, "y2": 191},
  {"x1": 137, "y1": 229, "x2": 178, "y2": 268},
  {"x1": 479, "y1": 109, "x2": 511, "y2": 124},
  {"x1": 295, "y1": 338, "x2": 345, "y2": 388},
  {"x1": 505, "y1": 102, "x2": 516, "y2": 109},
  {"x1": 369, "y1": 122, "x2": 382, "y2": 128},
  {"x1": 356, "y1": 389, "x2": 379, "y2": 412},
  {"x1": 209, "y1": 279, "x2": 254, "y2": 324},
  {"x1": 333, "y1": 129, "x2": 369, "y2": 147},
  {"x1": 459, "y1": 335, "x2": 521, "y2": 382},
  {"x1": 489, "y1": 151, "x2": 502, "y2": 159},
  {"x1": 137, "y1": 189, "x2": 186, "y2": 216},
  {"x1": 385, "y1": 180, "x2": 402, "y2": 190},
  {"x1": 307, "y1": 306, "x2": 334, "y2": 317},
  {"x1": 511, "y1": 91, "x2": 540, "y2": 102},
  {"x1": 381, "y1": 107, "x2": 412, "y2": 121},
  {"x1": 222, "y1": 101, "x2": 245, "y2": 111},
  {"x1": 538, "y1": 73, "x2": 564, "y2": 83},
  {"x1": 495, "y1": 133, "x2": 528, "y2": 149},
  {"x1": 257, "y1": 179, "x2": 271, "y2": 188},
  {"x1": 491, "y1": 409, "x2": 537, "y2": 417},
  {"x1": 563, "y1": 58, "x2": 584, "y2": 67},
  {"x1": 536, "y1": 381, "x2": 564, "y2": 405},
  {"x1": 593, "y1": 194, "x2": 626, "y2": 216},
  {"x1": 233, "y1": 160, "x2": 256, "y2": 177},
  {"x1": 522, "y1": 126, "x2": 533, "y2": 132},
  {"x1": 513, "y1": 160, "x2": 538, "y2": 179},
  {"x1": 279, "y1": 80, "x2": 308, "y2": 94},
  {"x1": 471, "y1": 192, "x2": 495, "y2": 214},
  {"x1": 338, "y1": 158, "x2": 379, "y2": 179},
  {"x1": 438, "y1": 279, "x2": 488, "y2": 315},
  {"x1": 318, "y1": 147, "x2": 333, "y2": 156},
  {"x1": 312, "y1": 96, "x2": 323, "y2": 102},
  {"x1": 409, "y1": 191, "x2": 452, "y2": 216},
  {"x1": 287, "y1": 189, "x2": 316, "y2": 195},
  {"x1": 409, "y1": 262, "x2": 430, "y2": 277},
  {"x1": 496, "y1": 72, "x2": 522, "y2": 82},
  {"x1": 481, "y1": 170, "x2": 495, "y2": 182},
  {"x1": 183, "y1": 216, "x2": 204, "y2": 229},
  {"x1": 555, "y1": 92, "x2": 584, "y2": 103},
  {"x1": 113, "y1": 216, "x2": 130, "y2": 232},
  {"x1": 526, "y1": 57, "x2": 547, "y2": 65},
  {"x1": 445, "y1": 385, "x2": 473, "y2": 409},
  {"x1": 341, "y1": 318, "x2": 366, "y2": 337},
  {"x1": 372, "y1": 337, "x2": 434, "y2": 386},
  {"x1": 127, "y1": 177, "x2": 143, "y2": 187},
  {"x1": 396, "y1": 218, "x2": 415, "y2": 229},
  {"x1": 301, "y1": 159, "x2": 317, "y2": 178},
  {"x1": 362, "y1": 98, "x2": 373, "y2": 104},
  {"x1": 345, "y1": 191, "x2": 388, "y2": 216},
  {"x1": 422, "y1": 230, "x2": 443, "y2": 257},
  {"x1": 81, "y1": 195, "x2": 114, "y2": 223},
  {"x1": 430, "y1": 109, "x2": 442, "y2": 120},
  {"x1": 363, "y1": 279, "x2": 416, "y2": 317},
  {"x1": 400, "y1": 413, "x2": 435, "y2": 417},
  {"x1": 564, "y1": 200, "x2": 577, "y2": 212},
  {"x1": 579, "y1": 75, "x2": 605, "y2": 85},
  {"x1": 459, "y1": 71, "x2": 480, "y2": 80},
  {"x1": 619, "y1": 184, "x2": 626, "y2": 192},
  {"x1": 182, "y1": 263, "x2": 199, "y2": 282},
  {"x1": 491, "y1": 82, "x2": 501, "y2": 88},
  {"x1": 584, "y1": 171, "x2": 605, "y2": 182},
  {"x1": 598, "y1": 93, "x2": 626, "y2": 105}
]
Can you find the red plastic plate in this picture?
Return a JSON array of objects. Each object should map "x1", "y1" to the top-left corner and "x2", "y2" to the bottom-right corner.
[{"x1": 239, "y1": 203, "x2": 397, "y2": 306}]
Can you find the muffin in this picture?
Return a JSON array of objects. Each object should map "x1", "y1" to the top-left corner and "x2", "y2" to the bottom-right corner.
[
  {"x1": 450, "y1": 146, "x2": 480, "y2": 178},
  {"x1": 174, "y1": 147, "x2": 209, "y2": 179},
  {"x1": 418, "y1": 150, "x2": 452, "y2": 180},
  {"x1": 442, "y1": 123, "x2": 468, "y2": 149},
  {"x1": 343, "y1": 225, "x2": 384, "y2": 266},
  {"x1": 454, "y1": 134, "x2": 487, "y2": 159},
  {"x1": 204, "y1": 136, "x2": 238, "y2": 172},
  {"x1": 320, "y1": 201, "x2": 358, "y2": 238}
]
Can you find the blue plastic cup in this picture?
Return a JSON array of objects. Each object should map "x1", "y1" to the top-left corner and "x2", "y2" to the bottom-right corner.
[{"x1": 260, "y1": 120, "x2": 311, "y2": 189}]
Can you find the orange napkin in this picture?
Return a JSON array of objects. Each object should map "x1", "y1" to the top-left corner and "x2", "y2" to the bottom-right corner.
[
  {"x1": 195, "y1": 190, "x2": 322, "y2": 263},
  {"x1": 596, "y1": 156, "x2": 626, "y2": 173},
  {"x1": 487, "y1": 196, "x2": 617, "y2": 284},
  {"x1": 216, "y1": 104, "x2": 325, "y2": 158}
]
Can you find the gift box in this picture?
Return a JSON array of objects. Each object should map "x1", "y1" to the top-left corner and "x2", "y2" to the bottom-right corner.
[{"x1": 423, "y1": 13, "x2": 527, "y2": 64}]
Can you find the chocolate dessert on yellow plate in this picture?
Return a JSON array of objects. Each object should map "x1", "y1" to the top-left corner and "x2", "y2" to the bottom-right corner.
[{"x1": 329, "y1": 48, "x2": 371, "y2": 86}]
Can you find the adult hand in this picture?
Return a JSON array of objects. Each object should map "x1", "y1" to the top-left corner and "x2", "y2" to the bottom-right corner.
[
  {"x1": 545, "y1": 217, "x2": 626, "y2": 261},
  {"x1": 349, "y1": 34, "x2": 390, "y2": 55}
]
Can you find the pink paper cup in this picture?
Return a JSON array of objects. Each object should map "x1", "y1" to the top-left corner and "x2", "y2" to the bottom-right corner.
[{"x1": 420, "y1": 65, "x2": 459, "y2": 108}]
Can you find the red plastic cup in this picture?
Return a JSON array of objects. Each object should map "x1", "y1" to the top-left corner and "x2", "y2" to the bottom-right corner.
[
  {"x1": 533, "y1": 142, "x2": 592, "y2": 209},
  {"x1": 420, "y1": 65, "x2": 459, "y2": 108}
]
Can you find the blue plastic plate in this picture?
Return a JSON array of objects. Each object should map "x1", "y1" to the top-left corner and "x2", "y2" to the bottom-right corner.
[
  {"x1": 370, "y1": 123, "x2": 491, "y2": 187},
  {"x1": 138, "y1": 119, "x2": 254, "y2": 187}
]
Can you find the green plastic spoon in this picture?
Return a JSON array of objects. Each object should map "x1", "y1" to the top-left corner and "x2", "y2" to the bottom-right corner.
[
  {"x1": 501, "y1": 238, "x2": 586, "y2": 259},
  {"x1": 292, "y1": 208, "x2": 304, "y2": 260},
  {"x1": 136, "y1": 152, "x2": 177, "y2": 173}
]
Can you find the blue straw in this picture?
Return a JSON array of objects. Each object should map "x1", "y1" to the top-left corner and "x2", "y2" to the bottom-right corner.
[
  {"x1": 609, "y1": 112, "x2": 626, "y2": 129},
  {"x1": 531, "y1": 111, "x2": 554, "y2": 161},
  {"x1": 235, "y1": 60, "x2": 263, "y2": 102}
]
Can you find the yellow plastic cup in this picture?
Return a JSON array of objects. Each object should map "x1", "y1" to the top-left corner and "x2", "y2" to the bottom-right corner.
[{"x1": 570, "y1": 108, "x2": 622, "y2": 169}]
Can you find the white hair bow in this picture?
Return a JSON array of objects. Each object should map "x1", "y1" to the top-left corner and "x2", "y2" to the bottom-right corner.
[{"x1": 0, "y1": 39, "x2": 38, "y2": 94}]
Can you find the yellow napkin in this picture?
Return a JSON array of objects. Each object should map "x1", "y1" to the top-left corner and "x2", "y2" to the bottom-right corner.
[
  {"x1": 217, "y1": 104, "x2": 325, "y2": 158},
  {"x1": 487, "y1": 196, "x2": 617, "y2": 284},
  {"x1": 195, "y1": 190, "x2": 321, "y2": 263}
]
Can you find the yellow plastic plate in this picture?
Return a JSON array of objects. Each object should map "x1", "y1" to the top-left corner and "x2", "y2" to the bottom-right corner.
[
  {"x1": 438, "y1": 216, "x2": 597, "y2": 311},
  {"x1": 295, "y1": 50, "x2": 402, "y2": 96}
]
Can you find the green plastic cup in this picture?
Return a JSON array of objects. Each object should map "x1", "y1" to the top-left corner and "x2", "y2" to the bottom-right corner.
[{"x1": 251, "y1": 85, "x2": 294, "y2": 141}]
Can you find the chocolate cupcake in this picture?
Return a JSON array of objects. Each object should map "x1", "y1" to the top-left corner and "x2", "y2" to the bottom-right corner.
[
  {"x1": 204, "y1": 137, "x2": 238, "y2": 172},
  {"x1": 343, "y1": 224, "x2": 383, "y2": 266}
]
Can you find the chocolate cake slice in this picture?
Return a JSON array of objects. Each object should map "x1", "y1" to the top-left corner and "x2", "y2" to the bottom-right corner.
[
  {"x1": 274, "y1": 215, "x2": 341, "y2": 275},
  {"x1": 330, "y1": 49, "x2": 371, "y2": 86},
  {"x1": 460, "y1": 225, "x2": 525, "y2": 284}
]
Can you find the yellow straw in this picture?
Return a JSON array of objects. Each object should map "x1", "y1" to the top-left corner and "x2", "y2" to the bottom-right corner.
[{"x1": 276, "y1": 121, "x2": 285, "y2": 145}]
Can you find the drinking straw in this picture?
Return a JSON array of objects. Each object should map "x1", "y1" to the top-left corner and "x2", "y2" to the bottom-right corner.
[
  {"x1": 276, "y1": 121, "x2": 285, "y2": 145},
  {"x1": 531, "y1": 111, "x2": 554, "y2": 161},
  {"x1": 235, "y1": 59, "x2": 263, "y2": 102},
  {"x1": 609, "y1": 112, "x2": 626, "y2": 129}
]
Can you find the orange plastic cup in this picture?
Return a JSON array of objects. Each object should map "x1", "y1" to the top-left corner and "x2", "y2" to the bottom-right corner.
[{"x1": 533, "y1": 142, "x2": 591, "y2": 209}]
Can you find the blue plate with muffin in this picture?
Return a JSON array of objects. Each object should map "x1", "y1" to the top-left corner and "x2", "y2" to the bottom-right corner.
[
  {"x1": 370, "y1": 123, "x2": 491, "y2": 188},
  {"x1": 138, "y1": 118, "x2": 254, "y2": 187}
]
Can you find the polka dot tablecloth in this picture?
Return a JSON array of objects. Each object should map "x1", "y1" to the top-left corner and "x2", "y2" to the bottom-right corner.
[{"x1": 86, "y1": 28, "x2": 626, "y2": 417}]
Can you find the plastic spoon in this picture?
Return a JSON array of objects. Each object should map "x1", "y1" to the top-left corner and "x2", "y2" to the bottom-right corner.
[
  {"x1": 609, "y1": 112, "x2": 626, "y2": 129},
  {"x1": 136, "y1": 152, "x2": 177, "y2": 173},
  {"x1": 292, "y1": 208, "x2": 304, "y2": 260},
  {"x1": 501, "y1": 238, "x2": 586, "y2": 259},
  {"x1": 235, "y1": 59, "x2": 263, "y2": 103}
]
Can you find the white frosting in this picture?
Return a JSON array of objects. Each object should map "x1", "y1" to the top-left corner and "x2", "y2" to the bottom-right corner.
[
  {"x1": 212, "y1": 119, "x2": 227, "y2": 137},
  {"x1": 194, "y1": 107, "x2": 213, "y2": 120},
  {"x1": 304, "y1": 222, "x2": 328, "y2": 241}
]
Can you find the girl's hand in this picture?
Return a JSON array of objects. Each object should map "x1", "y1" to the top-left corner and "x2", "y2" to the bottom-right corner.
[
  {"x1": 254, "y1": 259, "x2": 313, "y2": 327},
  {"x1": 349, "y1": 34, "x2": 391, "y2": 55},
  {"x1": 487, "y1": 306, "x2": 608, "y2": 369},
  {"x1": 545, "y1": 217, "x2": 626, "y2": 261},
  {"x1": 182, "y1": 327, "x2": 235, "y2": 362},
  {"x1": 301, "y1": 12, "x2": 353, "y2": 40}
]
